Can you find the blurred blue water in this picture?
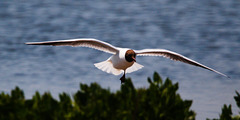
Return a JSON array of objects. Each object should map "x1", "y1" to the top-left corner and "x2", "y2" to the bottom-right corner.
[{"x1": 0, "y1": 0, "x2": 240, "y2": 119}]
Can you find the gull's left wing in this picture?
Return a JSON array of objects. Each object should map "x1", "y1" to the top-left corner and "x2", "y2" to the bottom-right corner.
[{"x1": 135, "y1": 49, "x2": 229, "y2": 78}]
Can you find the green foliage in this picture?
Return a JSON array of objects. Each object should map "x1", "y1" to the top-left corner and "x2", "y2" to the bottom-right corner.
[
  {"x1": 234, "y1": 91, "x2": 240, "y2": 109},
  {"x1": 209, "y1": 91, "x2": 240, "y2": 120},
  {"x1": 0, "y1": 87, "x2": 26, "y2": 120},
  {"x1": 220, "y1": 105, "x2": 232, "y2": 120},
  {"x1": 0, "y1": 72, "x2": 195, "y2": 120}
]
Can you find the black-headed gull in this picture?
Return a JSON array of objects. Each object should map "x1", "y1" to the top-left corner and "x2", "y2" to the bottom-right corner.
[{"x1": 25, "y1": 38, "x2": 229, "y2": 83}]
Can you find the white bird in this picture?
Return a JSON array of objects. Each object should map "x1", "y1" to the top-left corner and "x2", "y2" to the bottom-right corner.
[{"x1": 25, "y1": 38, "x2": 229, "y2": 83}]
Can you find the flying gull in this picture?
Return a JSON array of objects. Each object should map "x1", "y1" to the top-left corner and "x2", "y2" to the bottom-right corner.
[{"x1": 25, "y1": 38, "x2": 229, "y2": 83}]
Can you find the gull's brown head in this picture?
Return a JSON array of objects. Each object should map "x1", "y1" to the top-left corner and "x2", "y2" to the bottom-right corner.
[{"x1": 125, "y1": 49, "x2": 136, "y2": 62}]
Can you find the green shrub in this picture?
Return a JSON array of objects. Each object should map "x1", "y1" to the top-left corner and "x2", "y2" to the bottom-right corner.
[
  {"x1": 0, "y1": 72, "x2": 195, "y2": 120},
  {"x1": 209, "y1": 91, "x2": 240, "y2": 120}
]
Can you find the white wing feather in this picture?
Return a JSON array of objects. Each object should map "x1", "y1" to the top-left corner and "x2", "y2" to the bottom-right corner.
[{"x1": 25, "y1": 38, "x2": 119, "y2": 54}]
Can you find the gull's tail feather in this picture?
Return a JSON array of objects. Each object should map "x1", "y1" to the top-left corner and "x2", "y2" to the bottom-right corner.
[
  {"x1": 126, "y1": 62, "x2": 144, "y2": 73},
  {"x1": 94, "y1": 60, "x2": 123, "y2": 75}
]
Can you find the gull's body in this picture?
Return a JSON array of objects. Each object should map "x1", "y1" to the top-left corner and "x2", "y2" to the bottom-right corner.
[{"x1": 26, "y1": 38, "x2": 228, "y2": 83}]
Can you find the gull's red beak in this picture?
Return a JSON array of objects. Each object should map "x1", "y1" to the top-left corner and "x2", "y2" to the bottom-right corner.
[{"x1": 132, "y1": 57, "x2": 136, "y2": 62}]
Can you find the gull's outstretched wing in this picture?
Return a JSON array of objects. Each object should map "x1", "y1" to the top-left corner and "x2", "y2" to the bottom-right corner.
[
  {"x1": 135, "y1": 49, "x2": 229, "y2": 78},
  {"x1": 25, "y1": 38, "x2": 119, "y2": 54}
]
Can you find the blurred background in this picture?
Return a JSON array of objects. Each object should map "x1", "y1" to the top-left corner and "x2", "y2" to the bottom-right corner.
[{"x1": 0, "y1": 0, "x2": 239, "y2": 119}]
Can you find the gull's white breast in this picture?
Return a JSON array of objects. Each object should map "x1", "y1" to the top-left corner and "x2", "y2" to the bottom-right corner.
[{"x1": 111, "y1": 48, "x2": 134, "y2": 70}]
